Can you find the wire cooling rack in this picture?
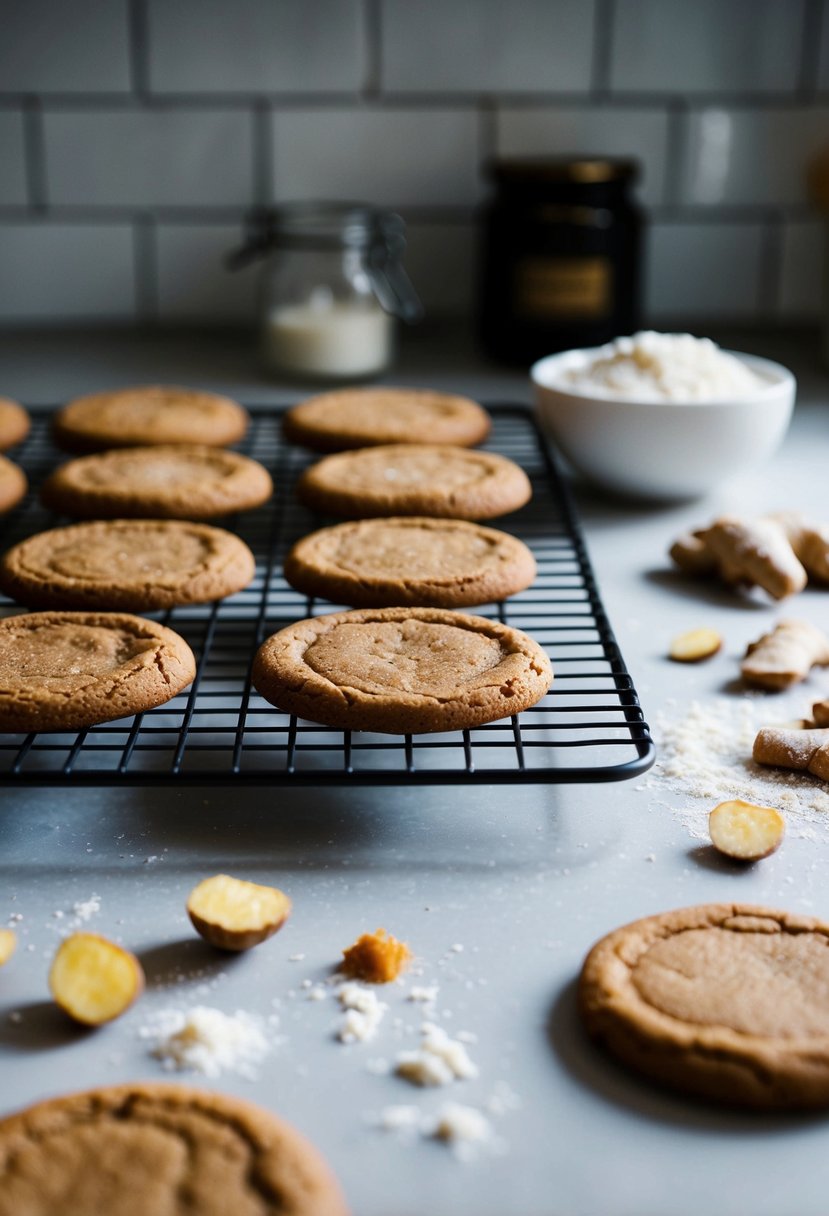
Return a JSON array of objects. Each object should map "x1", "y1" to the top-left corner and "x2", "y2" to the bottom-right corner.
[{"x1": 0, "y1": 407, "x2": 654, "y2": 786}]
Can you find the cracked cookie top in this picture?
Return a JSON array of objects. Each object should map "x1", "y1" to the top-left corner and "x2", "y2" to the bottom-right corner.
[
  {"x1": 252, "y1": 606, "x2": 551, "y2": 734},
  {"x1": 0, "y1": 611, "x2": 195, "y2": 732}
]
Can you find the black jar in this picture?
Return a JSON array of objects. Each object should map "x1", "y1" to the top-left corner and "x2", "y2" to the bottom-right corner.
[{"x1": 478, "y1": 158, "x2": 643, "y2": 364}]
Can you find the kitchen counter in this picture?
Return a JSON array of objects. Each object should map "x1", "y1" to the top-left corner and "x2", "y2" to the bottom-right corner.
[{"x1": 1, "y1": 325, "x2": 828, "y2": 1216}]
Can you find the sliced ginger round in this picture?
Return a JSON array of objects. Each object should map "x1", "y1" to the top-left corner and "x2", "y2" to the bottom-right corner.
[
  {"x1": 0, "y1": 928, "x2": 16, "y2": 966},
  {"x1": 708, "y1": 799, "x2": 785, "y2": 862},
  {"x1": 669, "y1": 628, "x2": 722, "y2": 662},
  {"x1": 49, "y1": 932, "x2": 144, "y2": 1026},
  {"x1": 187, "y1": 874, "x2": 292, "y2": 951}
]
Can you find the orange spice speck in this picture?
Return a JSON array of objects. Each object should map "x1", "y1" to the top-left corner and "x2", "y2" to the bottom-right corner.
[{"x1": 341, "y1": 928, "x2": 411, "y2": 983}]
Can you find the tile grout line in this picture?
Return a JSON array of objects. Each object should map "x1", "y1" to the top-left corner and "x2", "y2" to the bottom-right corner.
[
  {"x1": 128, "y1": 0, "x2": 150, "y2": 98},
  {"x1": 362, "y1": 0, "x2": 382, "y2": 98},
  {"x1": 590, "y1": 0, "x2": 615, "y2": 99},
  {"x1": 22, "y1": 96, "x2": 47, "y2": 211}
]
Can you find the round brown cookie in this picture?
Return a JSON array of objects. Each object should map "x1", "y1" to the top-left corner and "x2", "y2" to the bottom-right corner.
[
  {"x1": 283, "y1": 387, "x2": 491, "y2": 452},
  {"x1": 0, "y1": 520, "x2": 255, "y2": 611},
  {"x1": 297, "y1": 444, "x2": 532, "y2": 520},
  {"x1": 579, "y1": 902, "x2": 829, "y2": 1111},
  {"x1": 0, "y1": 456, "x2": 27, "y2": 515},
  {"x1": 0, "y1": 1082, "x2": 348, "y2": 1216},
  {"x1": 0, "y1": 612, "x2": 196, "y2": 732},
  {"x1": 53, "y1": 385, "x2": 248, "y2": 453},
  {"x1": 284, "y1": 517, "x2": 537, "y2": 608},
  {"x1": 252, "y1": 606, "x2": 552, "y2": 733},
  {"x1": 0, "y1": 398, "x2": 30, "y2": 451},
  {"x1": 41, "y1": 445, "x2": 272, "y2": 520}
]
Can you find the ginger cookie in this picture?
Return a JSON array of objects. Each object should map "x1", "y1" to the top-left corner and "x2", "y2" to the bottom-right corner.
[
  {"x1": 284, "y1": 517, "x2": 536, "y2": 608},
  {"x1": 0, "y1": 612, "x2": 195, "y2": 732},
  {"x1": 0, "y1": 455, "x2": 27, "y2": 515},
  {"x1": 297, "y1": 445, "x2": 532, "y2": 520},
  {"x1": 579, "y1": 902, "x2": 829, "y2": 1110},
  {"x1": 0, "y1": 520, "x2": 255, "y2": 611},
  {"x1": 283, "y1": 386, "x2": 491, "y2": 452},
  {"x1": 0, "y1": 1082, "x2": 348, "y2": 1216},
  {"x1": 0, "y1": 398, "x2": 30, "y2": 451},
  {"x1": 41, "y1": 446, "x2": 272, "y2": 520},
  {"x1": 252, "y1": 606, "x2": 552, "y2": 733},
  {"x1": 53, "y1": 385, "x2": 248, "y2": 453}
]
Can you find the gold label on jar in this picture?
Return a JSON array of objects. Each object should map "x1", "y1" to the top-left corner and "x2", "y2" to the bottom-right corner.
[{"x1": 514, "y1": 256, "x2": 611, "y2": 319}]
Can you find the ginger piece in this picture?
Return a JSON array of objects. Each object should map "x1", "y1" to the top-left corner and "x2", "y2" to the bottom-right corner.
[
  {"x1": 341, "y1": 928, "x2": 411, "y2": 983},
  {"x1": 700, "y1": 517, "x2": 807, "y2": 600},
  {"x1": 741, "y1": 619, "x2": 829, "y2": 690},
  {"x1": 813, "y1": 699, "x2": 829, "y2": 727},
  {"x1": 770, "y1": 512, "x2": 829, "y2": 583},
  {"x1": 708, "y1": 799, "x2": 785, "y2": 861},
  {"x1": 669, "y1": 628, "x2": 722, "y2": 662},
  {"x1": 49, "y1": 932, "x2": 144, "y2": 1026},
  {"x1": 187, "y1": 874, "x2": 292, "y2": 952},
  {"x1": 753, "y1": 726, "x2": 829, "y2": 783},
  {"x1": 0, "y1": 928, "x2": 16, "y2": 966},
  {"x1": 669, "y1": 531, "x2": 719, "y2": 577}
]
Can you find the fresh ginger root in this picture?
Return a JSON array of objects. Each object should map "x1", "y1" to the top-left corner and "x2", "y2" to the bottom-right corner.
[
  {"x1": 753, "y1": 726, "x2": 829, "y2": 782},
  {"x1": 187, "y1": 874, "x2": 292, "y2": 952},
  {"x1": 741, "y1": 620, "x2": 829, "y2": 690},
  {"x1": 669, "y1": 511, "x2": 829, "y2": 600}
]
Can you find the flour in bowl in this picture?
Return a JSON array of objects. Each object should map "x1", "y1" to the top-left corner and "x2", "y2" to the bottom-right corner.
[{"x1": 562, "y1": 332, "x2": 766, "y2": 401}]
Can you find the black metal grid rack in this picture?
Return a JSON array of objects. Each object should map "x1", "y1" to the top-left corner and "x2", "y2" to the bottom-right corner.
[{"x1": 0, "y1": 406, "x2": 655, "y2": 786}]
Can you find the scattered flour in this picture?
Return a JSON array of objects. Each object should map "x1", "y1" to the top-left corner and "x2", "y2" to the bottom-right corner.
[
  {"x1": 337, "y1": 982, "x2": 387, "y2": 1043},
  {"x1": 395, "y1": 1023, "x2": 478, "y2": 1087},
  {"x1": 139, "y1": 1006, "x2": 270, "y2": 1079},
  {"x1": 71, "y1": 895, "x2": 101, "y2": 922},
  {"x1": 376, "y1": 1101, "x2": 498, "y2": 1160},
  {"x1": 645, "y1": 697, "x2": 829, "y2": 839}
]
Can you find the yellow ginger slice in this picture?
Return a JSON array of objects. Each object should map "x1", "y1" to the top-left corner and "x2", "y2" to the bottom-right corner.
[
  {"x1": 0, "y1": 928, "x2": 16, "y2": 966},
  {"x1": 49, "y1": 932, "x2": 144, "y2": 1026},
  {"x1": 741, "y1": 619, "x2": 829, "y2": 690},
  {"x1": 708, "y1": 799, "x2": 785, "y2": 861},
  {"x1": 669, "y1": 628, "x2": 722, "y2": 662},
  {"x1": 187, "y1": 874, "x2": 292, "y2": 951}
]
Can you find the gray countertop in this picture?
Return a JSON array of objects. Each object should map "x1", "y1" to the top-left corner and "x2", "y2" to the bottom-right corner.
[{"x1": 1, "y1": 325, "x2": 829, "y2": 1216}]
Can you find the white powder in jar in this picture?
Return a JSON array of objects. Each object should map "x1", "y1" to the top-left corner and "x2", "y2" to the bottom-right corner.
[{"x1": 561, "y1": 331, "x2": 766, "y2": 401}]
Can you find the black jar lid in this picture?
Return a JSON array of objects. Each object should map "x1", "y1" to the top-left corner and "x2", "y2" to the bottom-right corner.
[{"x1": 488, "y1": 157, "x2": 639, "y2": 185}]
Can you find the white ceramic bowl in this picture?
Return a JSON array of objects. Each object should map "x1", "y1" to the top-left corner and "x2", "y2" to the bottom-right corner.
[{"x1": 531, "y1": 346, "x2": 796, "y2": 501}]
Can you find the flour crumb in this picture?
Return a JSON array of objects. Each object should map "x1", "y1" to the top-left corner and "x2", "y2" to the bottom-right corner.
[
  {"x1": 336, "y1": 982, "x2": 387, "y2": 1043},
  {"x1": 430, "y1": 1102, "x2": 492, "y2": 1146},
  {"x1": 72, "y1": 895, "x2": 101, "y2": 922},
  {"x1": 139, "y1": 1006, "x2": 270, "y2": 1079},
  {"x1": 395, "y1": 1024, "x2": 478, "y2": 1087}
]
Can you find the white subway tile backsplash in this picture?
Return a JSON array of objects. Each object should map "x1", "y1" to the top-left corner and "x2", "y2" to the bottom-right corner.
[
  {"x1": 0, "y1": 112, "x2": 27, "y2": 205},
  {"x1": 147, "y1": 0, "x2": 365, "y2": 94},
  {"x1": 610, "y1": 0, "x2": 804, "y2": 95},
  {"x1": 646, "y1": 221, "x2": 764, "y2": 320},
  {"x1": 683, "y1": 107, "x2": 829, "y2": 207},
  {"x1": 0, "y1": 0, "x2": 130, "y2": 94},
  {"x1": 778, "y1": 219, "x2": 825, "y2": 319},
  {"x1": 272, "y1": 109, "x2": 481, "y2": 206},
  {"x1": 0, "y1": 224, "x2": 135, "y2": 321},
  {"x1": 44, "y1": 110, "x2": 254, "y2": 207},
  {"x1": 403, "y1": 222, "x2": 478, "y2": 315},
  {"x1": 380, "y1": 0, "x2": 594, "y2": 94},
  {"x1": 495, "y1": 107, "x2": 668, "y2": 205},
  {"x1": 156, "y1": 224, "x2": 256, "y2": 321}
]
